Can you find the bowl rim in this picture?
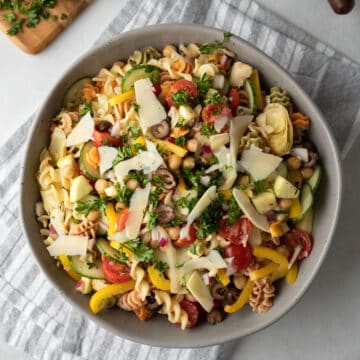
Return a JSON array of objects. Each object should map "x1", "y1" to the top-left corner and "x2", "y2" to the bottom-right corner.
[{"x1": 19, "y1": 23, "x2": 343, "y2": 348}]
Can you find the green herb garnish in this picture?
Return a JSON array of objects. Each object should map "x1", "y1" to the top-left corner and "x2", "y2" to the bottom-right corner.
[
  {"x1": 199, "y1": 32, "x2": 232, "y2": 54},
  {"x1": 120, "y1": 239, "x2": 154, "y2": 263},
  {"x1": 60, "y1": 12, "x2": 67, "y2": 20},
  {"x1": 194, "y1": 73, "x2": 212, "y2": 98},
  {"x1": 172, "y1": 90, "x2": 196, "y2": 106},
  {"x1": 154, "y1": 260, "x2": 169, "y2": 274},
  {"x1": 115, "y1": 184, "x2": 133, "y2": 206},
  {"x1": 129, "y1": 170, "x2": 149, "y2": 187},
  {"x1": 175, "y1": 135, "x2": 186, "y2": 147},
  {"x1": 200, "y1": 123, "x2": 216, "y2": 136},
  {"x1": 132, "y1": 103, "x2": 140, "y2": 112},
  {"x1": 253, "y1": 180, "x2": 267, "y2": 195},
  {"x1": 86, "y1": 262, "x2": 95, "y2": 269},
  {"x1": 79, "y1": 102, "x2": 93, "y2": 116},
  {"x1": 2, "y1": 12, "x2": 16, "y2": 23},
  {"x1": 174, "y1": 194, "x2": 198, "y2": 211},
  {"x1": 149, "y1": 187, "x2": 162, "y2": 207},
  {"x1": 227, "y1": 195, "x2": 242, "y2": 225},
  {"x1": 147, "y1": 211, "x2": 158, "y2": 229},
  {"x1": 7, "y1": 18, "x2": 23, "y2": 35},
  {"x1": 129, "y1": 126, "x2": 140, "y2": 139},
  {"x1": 75, "y1": 198, "x2": 105, "y2": 217}
]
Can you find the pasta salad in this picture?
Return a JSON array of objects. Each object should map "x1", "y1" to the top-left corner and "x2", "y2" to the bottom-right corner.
[{"x1": 36, "y1": 33, "x2": 321, "y2": 329}]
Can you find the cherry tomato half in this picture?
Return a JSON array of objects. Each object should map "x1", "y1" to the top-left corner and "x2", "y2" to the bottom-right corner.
[
  {"x1": 166, "y1": 79, "x2": 199, "y2": 108},
  {"x1": 179, "y1": 299, "x2": 199, "y2": 328},
  {"x1": 228, "y1": 87, "x2": 240, "y2": 114},
  {"x1": 219, "y1": 216, "x2": 252, "y2": 245},
  {"x1": 173, "y1": 224, "x2": 197, "y2": 247},
  {"x1": 224, "y1": 243, "x2": 253, "y2": 271},
  {"x1": 93, "y1": 130, "x2": 123, "y2": 147},
  {"x1": 201, "y1": 103, "x2": 232, "y2": 123},
  {"x1": 284, "y1": 228, "x2": 313, "y2": 260},
  {"x1": 102, "y1": 256, "x2": 131, "y2": 283}
]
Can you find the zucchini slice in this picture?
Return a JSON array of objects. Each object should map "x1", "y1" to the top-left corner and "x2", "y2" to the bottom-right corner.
[
  {"x1": 69, "y1": 256, "x2": 105, "y2": 279},
  {"x1": 80, "y1": 141, "x2": 100, "y2": 181},
  {"x1": 293, "y1": 183, "x2": 314, "y2": 222},
  {"x1": 63, "y1": 77, "x2": 92, "y2": 108},
  {"x1": 307, "y1": 164, "x2": 321, "y2": 193},
  {"x1": 296, "y1": 207, "x2": 313, "y2": 233},
  {"x1": 244, "y1": 79, "x2": 257, "y2": 115},
  {"x1": 121, "y1": 64, "x2": 160, "y2": 92},
  {"x1": 97, "y1": 238, "x2": 125, "y2": 264}
]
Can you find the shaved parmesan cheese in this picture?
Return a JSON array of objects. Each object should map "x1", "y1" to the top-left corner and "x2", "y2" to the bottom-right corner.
[
  {"x1": 180, "y1": 186, "x2": 217, "y2": 239},
  {"x1": 209, "y1": 133, "x2": 229, "y2": 151},
  {"x1": 164, "y1": 235, "x2": 183, "y2": 293},
  {"x1": 229, "y1": 115, "x2": 252, "y2": 165},
  {"x1": 66, "y1": 112, "x2": 94, "y2": 147},
  {"x1": 239, "y1": 148, "x2": 282, "y2": 180},
  {"x1": 232, "y1": 188, "x2": 270, "y2": 232},
  {"x1": 180, "y1": 250, "x2": 227, "y2": 275},
  {"x1": 98, "y1": 146, "x2": 118, "y2": 174},
  {"x1": 205, "y1": 146, "x2": 231, "y2": 174},
  {"x1": 186, "y1": 271, "x2": 214, "y2": 312},
  {"x1": 134, "y1": 78, "x2": 166, "y2": 131},
  {"x1": 214, "y1": 116, "x2": 228, "y2": 133},
  {"x1": 110, "y1": 184, "x2": 151, "y2": 242},
  {"x1": 145, "y1": 139, "x2": 165, "y2": 169},
  {"x1": 47, "y1": 235, "x2": 88, "y2": 257}
]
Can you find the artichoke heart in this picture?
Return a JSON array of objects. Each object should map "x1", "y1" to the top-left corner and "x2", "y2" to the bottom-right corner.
[{"x1": 256, "y1": 103, "x2": 293, "y2": 155}]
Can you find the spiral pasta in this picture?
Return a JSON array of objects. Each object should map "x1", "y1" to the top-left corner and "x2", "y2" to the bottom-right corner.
[
  {"x1": 249, "y1": 277, "x2": 275, "y2": 313},
  {"x1": 130, "y1": 261, "x2": 151, "y2": 301},
  {"x1": 118, "y1": 290, "x2": 144, "y2": 311},
  {"x1": 266, "y1": 86, "x2": 293, "y2": 114},
  {"x1": 128, "y1": 46, "x2": 161, "y2": 66},
  {"x1": 153, "y1": 290, "x2": 189, "y2": 330}
]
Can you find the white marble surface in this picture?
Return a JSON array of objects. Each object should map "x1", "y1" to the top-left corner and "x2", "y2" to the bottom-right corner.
[{"x1": 0, "y1": 1, "x2": 359, "y2": 359}]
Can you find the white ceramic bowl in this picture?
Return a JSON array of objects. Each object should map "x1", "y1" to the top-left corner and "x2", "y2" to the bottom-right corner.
[{"x1": 20, "y1": 24, "x2": 342, "y2": 348}]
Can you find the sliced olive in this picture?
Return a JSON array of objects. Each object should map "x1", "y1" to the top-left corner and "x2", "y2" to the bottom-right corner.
[
  {"x1": 156, "y1": 204, "x2": 175, "y2": 224},
  {"x1": 95, "y1": 120, "x2": 112, "y2": 132},
  {"x1": 152, "y1": 168, "x2": 177, "y2": 190},
  {"x1": 207, "y1": 309, "x2": 226, "y2": 325},
  {"x1": 211, "y1": 283, "x2": 228, "y2": 300},
  {"x1": 224, "y1": 288, "x2": 240, "y2": 305},
  {"x1": 150, "y1": 120, "x2": 170, "y2": 139}
]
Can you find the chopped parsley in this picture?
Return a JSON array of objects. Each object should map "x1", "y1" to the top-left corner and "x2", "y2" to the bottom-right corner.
[
  {"x1": 150, "y1": 175, "x2": 164, "y2": 187},
  {"x1": 149, "y1": 187, "x2": 162, "y2": 207},
  {"x1": 253, "y1": 180, "x2": 267, "y2": 195},
  {"x1": 129, "y1": 170, "x2": 149, "y2": 187},
  {"x1": 209, "y1": 171, "x2": 223, "y2": 187},
  {"x1": 172, "y1": 90, "x2": 196, "y2": 106},
  {"x1": 115, "y1": 184, "x2": 133, "y2": 206},
  {"x1": 79, "y1": 102, "x2": 93, "y2": 116},
  {"x1": 129, "y1": 126, "x2": 141, "y2": 139},
  {"x1": 182, "y1": 168, "x2": 204, "y2": 193},
  {"x1": 86, "y1": 262, "x2": 95, "y2": 269},
  {"x1": 188, "y1": 242, "x2": 198, "y2": 255},
  {"x1": 154, "y1": 260, "x2": 169, "y2": 274},
  {"x1": 147, "y1": 211, "x2": 158, "y2": 229},
  {"x1": 174, "y1": 194, "x2": 198, "y2": 211},
  {"x1": 227, "y1": 195, "x2": 242, "y2": 225},
  {"x1": 75, "y1": 198, "x2": 105, "y2": 217},
  {"x1": 199, "y1": 32, "x2": 232, "y2": 54},
  {"x1": 60, "y1": 12, "x2": 67, "y2": 20},
  {"x1": 167, "y1": 218, "x2": 186, "y2": 227},
  {"x1": 132, "y1": 103, "x2": 140, "y2": 112},
  {"x1": 2, "y1": 12, "x2": 16, "y2": 23},
  {"x1": 204, "y1": 92, "x2": 225, "y2": 106},
  {"x1": 7, "y1": 18, "x2": 23, "y2": 35},
  {"x1": 196, "y1": 195, "x2": 224, "y2": 239},
  {"x1": 120, "y1": 239, "x2": 154, "y2": 263},
  {"x1": 175, "y1": 135, "x2": 186, "y2": 147},
  {"x1": 200, "y1": 123, "x2": 216, "y2": 136},
  {"x1": 176, "y1": 117, "x2": 186, "y2": 128},
  {"x1": 194, "y1": 73, "x2": 212, "y2": 97},
  {"x1": 112, "y1": 144, "x2": 144, "y2": 167}
]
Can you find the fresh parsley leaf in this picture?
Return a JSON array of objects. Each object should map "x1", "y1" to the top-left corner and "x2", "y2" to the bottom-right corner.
[
  {"x1": 209, "y1": 171, "x2": 223, "y2": 187},
  {"x1": 129, "y1": 126, "x2": 140, "y2": 139},
  {"x1": 150, "y1": 175, "x2": 164, "y2": 187},
  {"x1": 253, "y1": 180, "x2": 267, "y2": 195},
  {"x1": 147, "y1": 211, "x2": 158, "y2": 229},
  {"x1": 79, "y1": 102, "x2": 93, "y2": 116},
  {"x1": 121, "y1": 239, "x2": 154, "y2": 263},
  {"x1": 60, "y1": 12, "x2": 68, "y2": 20},
  {"x1": 204, "y1": 92, "x2": 224, "y2": 106},
  {"x1": 176, "y1": 117, "x2": 186, "y2": 128},
  {"x1": 196, "y1": 196, "x2": 224, "y2": 239},
  {"x1": 227, "y1": 195, "x2": 242, "y2": 225},
  {"x1": 132, "y1": 102, "x2": 140, "y2": 112},
  {"x1": 86, "y1": 262, "x2": 95, "y2": 269},
  {"x1": 174, "y1": 194, "x2": 198, "y2": 211},
  {"x1": 7, "y1": 18, "x2": 23, "y2": 35},
  {"x1": 167, "y1": 218, "x2": 186, "y2": 227},
  {"x1": 182, "y1": 168, "x2": 204, "y2": 194},
  {"x1": 175, "y1": 135, "x2": 186, "y2": 147},
  {"x1": 172, "y1": 90, "x2": 196, "y2": 106},
  {"x1": 129, "y1": 170, "x2": 149, "y2": 187},
  {"x1": 2, "y1": 12, "x2": 16, "y2": 23},
  {"x1": 188, "y1": 242, "x2": 197, "y2": 255},
  {"x1": 149, "y1": 187, "x2": 162, "y2": 207},
  {"x1": 200, "y1": 123, "x2": 216, "y2": 136},
  {"x1": 112, "y1": 145, "x2": 134, "y2": 166},
  {"x1": 154, "y1": 260, "x2": 169, "y2": 274},
  {"x1": 115, "y1": 184, "x2": 133, "y2": 206},
  {"x1": 199, "y1": 32, "x2": 232, "y2": 54},
  {"x1": 194, "y1": 73, "x2": 212, "y2": 98},
  {"x1": 75, "y1": 198, "x2": 105, "y2": 217}
]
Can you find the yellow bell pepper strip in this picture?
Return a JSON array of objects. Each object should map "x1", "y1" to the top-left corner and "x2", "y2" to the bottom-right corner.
[
  {"x1": 288, "y1": 170, "x2": 303, "y2": 189},
  {"x1": 249, "y1": 262, "x2": 279, "y2": 281},
  {"x1": 289, "y1": 197, "x2": 302, "y2": 219},
  {"x1": 253, "y1": 246, "x2": 289, "y2": 283},
  {"x1": 110, "y1": 240, "x2": 134, "y2": 258},
  {"x1": 224, "y1": 279, "x2": 254, "y2": 313},
  {"x1": 131, "y1": 136, "x2": 146, "y2": 147},
  {"x1": 108, "y1": 89, "x2": 135, "y2": 107},
  {"x1": 58, "y1": 254, "x2": 81, "y2": 281},
  {"x1": 217, "y1": 269, "x2": 230, "y2": 286},
  {"x1": 286, "y1": 261, "x2": 298, "y2": 284},
  {"x1": 147, "y1": 265, "x2": 171, "y2": 291},
  {"x1": 110, "y1": 240, "x2": 120, "y2": 250},
  {"x1": 220, "y1": 189, "x2": 232, "y2": 201},
  {"x1": 251, "y1": 69, "x2": 264, "y2": 111},
  {"x1": 89, "y1": 280, "x2": 136, "y2": 314},
  {"x1": 269, "y1": 221, "x2": 288, "y2": 238},
  {"x1": 105, "y1": 203, "x2": 117, "y2": 236},
  {"x1": 152, "y1": 139, "x2": 188, "y2": 158},
  {"x1": 177, "y1": 176, "x2": 186, "y2": 193}
]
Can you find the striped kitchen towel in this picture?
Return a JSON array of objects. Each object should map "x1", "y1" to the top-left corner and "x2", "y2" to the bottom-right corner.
[{"x1": 0, "y1": 0, "x2": 359, "y2": 359}]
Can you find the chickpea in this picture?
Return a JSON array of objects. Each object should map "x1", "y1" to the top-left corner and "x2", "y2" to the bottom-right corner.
[
  {"x1": 167, "y1": 226, "x2": 180, "y2": 240},
  {"x1": 168, "y1": 154, "x2": 182, "y2": 171},
  {"x1": 186, "y1": 138, "x2": 199, "y2": 153},
  {"x1": 126, "y1": 178, "x2": 139, "y2": 191},
  {"x1": 279, "y1": 198, "x2": 293, "y2": 210},
  {"x1": 287, "y1": 156, "x2": 301, "y2": 170},
  {"x1": 95, "y1": 179, "x2": 110, "y2": 195},
  {"x1": 182, "y1": 156, "x2": 195, "y2": 169},
  {"x1": 87, "y1": 210, "x2": 100, "y2": 222},
  {"x1": 233, "y1": 274, "x2": 247, "y2": 290},
  {"x1": 115, "y1": 201, "x2": 126, "y2": 212},
  {"x1": 301, "y1": 167, "x2": 314, "y2": 180},
  {"x1": 238, "y1": 175, "x2": 250, "y2": 186},
  {"x1": 149, "y1": 239, "x2": 159, "y2": 249}
]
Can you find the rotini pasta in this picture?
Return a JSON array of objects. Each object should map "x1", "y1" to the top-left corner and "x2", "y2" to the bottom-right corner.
[{"x1": 35, "y1": 34, "x2": 320, "y2": 330}]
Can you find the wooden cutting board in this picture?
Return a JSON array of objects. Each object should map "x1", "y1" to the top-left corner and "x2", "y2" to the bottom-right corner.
[{"x1": 0, "y1": 0, "x2": 90, "y2": 54}]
